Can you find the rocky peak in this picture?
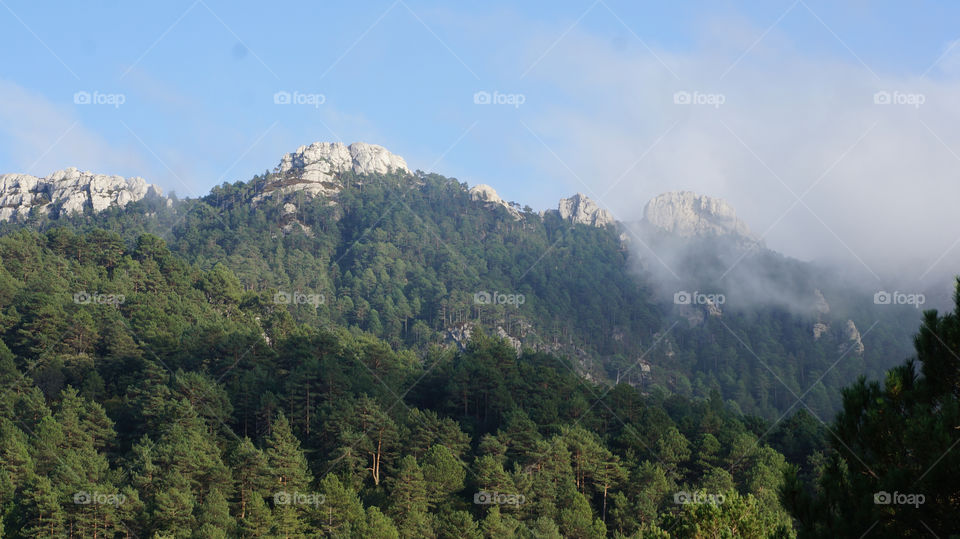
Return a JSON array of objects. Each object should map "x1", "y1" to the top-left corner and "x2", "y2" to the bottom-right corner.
[
  {"x1": 643, "y1": 191, "x2": 758, "y2": 241},
  {"x1": 556, "y1": 193, "x2": 614, "y2": 227},
  {"x1": 844, "y1": 320, "x2": 864, "y2": 355},
  {"x1": 469, "y1": 184, "x2": 521, "y2": 220},
  {"x1": 279, "y1": 141, "x2": 410, "y2": 179},
  {"x1": 254, "y1": 142, "x2": 410, "y2": 204},
  {"x1": 0, "y1": 167, "x2": 163, "y2": 222}
]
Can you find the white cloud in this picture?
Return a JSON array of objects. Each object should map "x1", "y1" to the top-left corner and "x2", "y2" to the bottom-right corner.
[
  {"x1": 516, "y1": 22, "x2": 960, "y2": 285},
  {"x1": 0, "y1": 79, "x2": 149, "y2": 178}
]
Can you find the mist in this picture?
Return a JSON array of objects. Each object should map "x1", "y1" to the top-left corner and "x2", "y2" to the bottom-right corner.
[{"x1": 514, "y1": 22, "x2": 960, "y2": 295}]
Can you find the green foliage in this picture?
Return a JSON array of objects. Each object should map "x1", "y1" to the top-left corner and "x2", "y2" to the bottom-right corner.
[
  {"x1": 3, "y1": 186, "x2": 916, "y2": 536},
  {"x1": 785, "y1": 280, "x2": 960, "y2": 537}
]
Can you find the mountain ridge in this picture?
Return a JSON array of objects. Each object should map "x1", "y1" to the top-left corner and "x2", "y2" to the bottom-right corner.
[{"x1": 0, "y1": 167, "x2": 164, "y2": 221}]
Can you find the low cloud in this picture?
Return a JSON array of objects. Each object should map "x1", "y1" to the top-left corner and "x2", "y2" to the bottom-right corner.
[{"x1": 517, "y1": 21, "x2": 960, "y2": 288}]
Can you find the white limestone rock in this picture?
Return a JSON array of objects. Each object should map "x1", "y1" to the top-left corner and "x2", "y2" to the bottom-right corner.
[
  {"x1": 254, "y1": 142, "x2": 410, "y2": 204},
  {"x1": 541, "y1": 193, "x2": 614, "y2": 228},
  {"x1": 0, "y1": 167, "x2": 162, "y2": 221},
  {"x1": 813, "y1": 322, "x2": 829, "y2": 340},
  {"x1": 643, "y1": 191, "x2": 758, "y2": 241},
  {"x1": 844, "y1": 320, "x2": 865, "y2": 355},
  {"x1": 496, "y1": 326, "x2": 522, "y2": 356},
  {"x1": 280, "y1": 141, "x2": 410, "y2": 178},
  {"x1": 556, "y1": 193, "x2": 614, "y2": 227},
  {"x1": 469, "y1": 184, "x2": 521, "y2": 220}
]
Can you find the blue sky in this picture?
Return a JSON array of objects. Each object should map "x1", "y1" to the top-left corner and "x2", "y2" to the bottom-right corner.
[{"x1": 3, "y1": 1, "x2": 960, "y2": 275}]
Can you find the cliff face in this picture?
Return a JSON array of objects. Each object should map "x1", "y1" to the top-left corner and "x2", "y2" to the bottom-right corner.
[
  {"x1": 469, "y1": 184, "x2": 522, "y2": 220},
  {"x1": 535, "y1": 193, "x2": 614, "y2": 228},
  {"x1": 643, "y1": 191, "x2": 758, "y2": 241},
  {"x1": 0, "y1": 167, "x2": 163, "y2": 221},
  {"x1": 556, "y1": 193, "x2": 614, "y2": 227},
  {"x1": 253, "y1": 142, "x2": 411, "y2": 204}
]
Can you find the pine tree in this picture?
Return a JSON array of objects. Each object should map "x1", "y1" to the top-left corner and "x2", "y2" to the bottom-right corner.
[
  {"x1": 388, "y1": 455, "x2": 433, "y2": 538},
  {"x1": 421, "y1": 444, "x2": 465, "y2": 509},
  {"x1": 238, "y1": 492, "x2": 273, "y2": 538},
  {"x1": 265, "y1": 413, "x2": 311, "y2": 539},
  {"x1": 365, "y1": 506, "x2": 400, "y2": 539},
  {"x1": 265, "y1": 412, "x2": 312, "y2": 491},
  {"x1": 317, "y1": 474, "x2": 365, "y2": 536},
  {"x1": 195, "y1": 488, "x2": 236, "y2": 538},
  {"x1": 20, "y1": 474, "x2": 67, "y2": 538},
  {"x1": 229, "y1": 438, "x2": 271, "y2": 520}
]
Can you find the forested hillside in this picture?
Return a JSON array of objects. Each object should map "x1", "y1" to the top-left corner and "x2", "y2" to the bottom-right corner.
[
  {"x1": 0, "y1": 160, "x2": 955, "y2": 537},
  {"x1": 0, "y1": 168, "x2": 917, "y2": 420},
  {"x1": 0, "y1": 228, "x2": 802, "y2": 537}
]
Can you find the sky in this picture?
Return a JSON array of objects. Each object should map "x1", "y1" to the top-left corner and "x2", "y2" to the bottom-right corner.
[{"x1": 3, "y1": 0, "x2": 960, "y2": 286}]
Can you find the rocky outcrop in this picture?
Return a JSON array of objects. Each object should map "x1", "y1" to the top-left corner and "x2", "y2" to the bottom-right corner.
[
  {"x1": 812, "y1": 289, "x2": 831, "y2": 339},
  {"x1": 844, "y1": 320, "x2": 864, "y2": 355},
  {"x1": 813, "y1": 322, "x2": 829, "y2": 340},
  {"x1": 0, "y1": 167, "x2": 163, "y2": 221},
  {"x1": 254, "y1": 142, "x2": 410, "y2": 204},
  {"x1": 539, "y1": 193, "x2": 614, "y2": 228},
  {"x1": 280, "y1": 141, "x2": 409, "y2": 179},
  {"x1": 643, "y1": 191, "x2": 758, "y2": 241},
  {"x1": 677, "y1": 298, "x2": 722, "y2": 327},
  {"x1": 469, "y1": 184, "x2": 521, "y2": 220},
  {"x1": 496, "y1": 326, "x2": 522, "y2": 355},
  {"x1": 279, "y1": 202, "x2": 312, "y2": 236},
  {"x1": 556, "y1": 193, "x2": 614, "y2": 227},
  {"x1": 444, "y1": 322, "x2": 475, "y2": 350}
]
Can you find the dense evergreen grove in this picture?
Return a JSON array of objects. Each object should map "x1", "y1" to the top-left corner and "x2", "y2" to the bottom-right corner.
[
  {"x1": 0, "y1": 228, "x2": 800, "y2": 536},
  {"x1": 783, "y1": 285, "x2": 960, "y2": 536},
  {"x1": 0, "y1": 170, "x2": 916, "y2": 421},
  {"x1": 0, "y1": 171, "x2": 952, "y2": 536}
]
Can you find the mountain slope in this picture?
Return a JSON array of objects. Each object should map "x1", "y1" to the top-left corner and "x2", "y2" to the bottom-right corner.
[{"x1": 0, "y1": 142, "x2": 918, "y2": 420}]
